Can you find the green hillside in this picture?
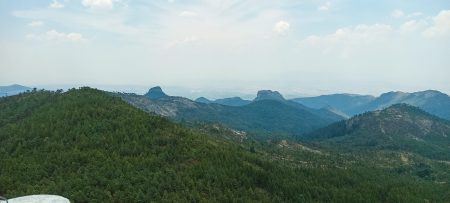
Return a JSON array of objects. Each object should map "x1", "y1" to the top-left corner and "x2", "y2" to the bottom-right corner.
[
  {"x1": 306, "y1": 104, "x2": 450, "y2": 160},
  {"x1": 119, "y1": 93, "x2": 342, "y2": 137},
  {"x1": 1, "y1": 89, "x2": 449, "y2": 202}
]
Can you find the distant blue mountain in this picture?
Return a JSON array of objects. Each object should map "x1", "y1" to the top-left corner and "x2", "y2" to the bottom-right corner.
[
  {"x1": 214, "y1": 97, "x2": 251, "y2": 106},
  {"x1": 357, "y1": 90, "x2": 450, "y2": 120},
  {"x1": 144, "y1": 86, "x2": 168, "y2": 99},
  {"x1": 291, "y1": 94, "x2": 375, "y2": 116},
  {"x1": 292, "y1": 90, "x2": 450, "y2": 120},
  {"x1": 195, "y1": 97, "x2": 211, "y2": 104},
  {"x1": 254, "y1": 90, "x2": 285, "y2": 102},
  {"x1": 0, "y1": 84, "x2": 32, "y2": 97},
  {"x1": 195, "y1": 96, "x2": 251, "y2": 106}
]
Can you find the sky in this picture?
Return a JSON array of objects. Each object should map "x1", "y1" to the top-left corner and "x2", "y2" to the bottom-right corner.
[{"x1": 1, "y1": 0, "x2": 449, "y2": 99}]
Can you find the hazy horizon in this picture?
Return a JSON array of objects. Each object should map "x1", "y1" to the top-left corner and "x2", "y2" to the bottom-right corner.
[
  {"x1": 1, "y1": 0, "x2": 450, "y2": 97},
  {"x1": 1, "y1": 83, "x2": 449, "y2": 100}
]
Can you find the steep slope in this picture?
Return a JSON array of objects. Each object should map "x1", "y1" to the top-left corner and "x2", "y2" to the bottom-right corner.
[
  {"x1": 2, "y1": 88, "x2": 449, "y2": 202},
  {"x1": 291, "y1": 94, "x2": 375, "y2": 115},
  {"x1": 181, "y1": 99, "x2": 336, "y2": 135},
  {"x1": 144, "y1": 86, "x2": 168, "y2": 99},
  {"x1": 0, "y1": 84, "x2": 32, "y2": 97},
  {"x1": 284, "y1": 101, "x2": 345, "y2": 122},
  {"x1": 254, "y1": 90, "x2": 345, "y2": 123},
  {"x1": 307, "y1": 104, "x2": 450, "y2": 160}
]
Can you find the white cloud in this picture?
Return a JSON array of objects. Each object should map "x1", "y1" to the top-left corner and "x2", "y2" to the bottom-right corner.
[
  {"x1": 274, "y1": 21, "x2": 290, "y2": 34},
  {"x1": 82, "y1": 0, "x2": 114, "y2": 10},
  {"x1": 66, "y1": 33, "x2": 84, "y2": 41},
  {"x1": 26, "y1": 30, "x2": 85, "y2": 42},
  {"x1": 179, "y1": 11, "x2": 198, "y2": 17},
  {"x1": 318, "y1": 2, "x2": 332, "y2": 11},
  {"x1": 28, "y1": 21, "x2": 44, "y2": 27},
  {"x1": 304, "y1": 24, "x2": 392, "y2": 45},
  {"x1": 391, "y1": 9, "x2": 404, "y2": 18},
  {"x1": 49, "y1": 0, "x2": 64, "y2": 9},
  {"x1": 399, "y1": 20, "x2": 427, "y2": 33},
  {"x1": 302, "y1": 24, "x2": 393, "y2": 58},
  {"x1": 423, "y1": 10, "x2": 450, "y2": 37}
]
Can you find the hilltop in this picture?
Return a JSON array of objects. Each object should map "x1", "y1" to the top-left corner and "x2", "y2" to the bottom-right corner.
[{"x1": 307, "y1": 104, "x2": 450, "y2": 160}]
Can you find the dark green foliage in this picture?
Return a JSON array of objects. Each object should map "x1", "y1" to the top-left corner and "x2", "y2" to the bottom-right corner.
[
  {"x1": 119, "y1": 93, "x2": 343, "y2": 137},
  {"x1": 1, "y1": 89, "x2": 450, "y2": 202},
  {"x1": 305, "y1": 104, "x2": 450, "y2": 160}
]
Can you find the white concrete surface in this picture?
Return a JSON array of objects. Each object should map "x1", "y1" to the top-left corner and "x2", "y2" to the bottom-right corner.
[{"x1": 0, "y1": 195, "x2": 69, "y2": 203}]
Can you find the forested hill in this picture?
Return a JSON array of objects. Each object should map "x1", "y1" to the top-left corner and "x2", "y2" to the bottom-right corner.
[
  {"x1": 0, "y1": 88, "x2": 280, "y2": 202},
  {"x1": 306, "y1": 104, "x2": 450, "y2": 160},
  {"x1": 119, "y1": 89, "x2": 344, "y2": 137},
  {"x1": 1, "y1": 88, "x2": 449, "y2": 202}
]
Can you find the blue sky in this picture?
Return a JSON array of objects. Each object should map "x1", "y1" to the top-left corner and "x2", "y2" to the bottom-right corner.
[{"x1": 1, "y1": 0, "x2": 450, "y2": 98}]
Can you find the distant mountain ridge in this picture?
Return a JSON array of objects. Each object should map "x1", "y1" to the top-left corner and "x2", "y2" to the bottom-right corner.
[
  {"x1": 195, "y1": 90, "x2": 289, "y2": 107},
  {"x1": 0, "y1": 84, "x2": 32, "y2": 97},
  {"x1": 195, "y1": 96, "x2": 252, "y2": 106},
  {"x1": 291, "y1": 94, "x2": 375, "y2": 115},
  {"x1": 119, "y1": 86, "x2": 345, "y2": 136},
  {"x1": 195, "y1": 97, "x2": 211, "y2": 104},
  {"x1": 292, "y1": 90, "x2": 450, "y2": 120},
  {"x1": 214, "y1": 97, "x2": 252, "y2": 106}
]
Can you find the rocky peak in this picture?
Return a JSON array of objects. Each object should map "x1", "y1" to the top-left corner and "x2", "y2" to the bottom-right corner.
[
  {"x1": 254, "y1": 90, "x2": 285, "y2": 102},
  {"x1": 145, "y1": 86, "x2": 168, "y2": 99}
]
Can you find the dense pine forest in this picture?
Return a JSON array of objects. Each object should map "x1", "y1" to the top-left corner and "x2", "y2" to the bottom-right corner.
[{"x1": 1, "y1": 88, "x2": 450, "y2": 202}]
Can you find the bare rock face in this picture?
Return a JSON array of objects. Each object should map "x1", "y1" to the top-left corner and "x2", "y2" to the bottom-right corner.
[{"x1": 254, "y1": 90, "x2": 285, "y2": 102}]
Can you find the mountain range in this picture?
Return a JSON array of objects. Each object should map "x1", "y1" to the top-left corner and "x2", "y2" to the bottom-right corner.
[
  {"x1": 119, "y1": 87, "x2": 450, "y2": 137},
  {"x1": 118, "y1": 87, "x2": 345, "y2": 136},
  {"x1": 292, "y1": 90, "x2": 450, "y2": 120},
  {"x1": 195, "y1": 96, "x2": 252, "y2": 106}
]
